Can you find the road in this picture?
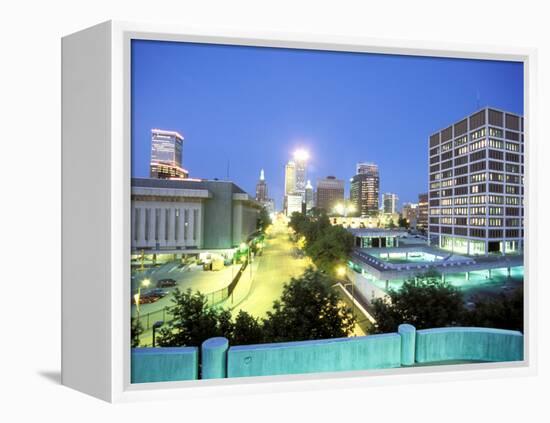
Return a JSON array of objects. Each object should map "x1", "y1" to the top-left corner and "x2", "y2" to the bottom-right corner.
[{"x1": 231, "y1": 218, "x2": 311, "y2": 318}]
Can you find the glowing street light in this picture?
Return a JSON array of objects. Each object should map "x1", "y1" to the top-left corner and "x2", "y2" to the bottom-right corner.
[
  {"x1": 293, "y1": 149, "x2": 310, "y2": 162},
  {"x1": 336, "y1": 266, "x2": 346, "y2": 278},
  {"x1": 134, "y1": 278, "x2": 152, "y2": 345}
]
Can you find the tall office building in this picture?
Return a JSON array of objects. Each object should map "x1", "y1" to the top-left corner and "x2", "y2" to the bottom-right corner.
[
  {"x1": 428, "y1": 107, "x2": 524, "y2": 255},
  {"x1": 255, "y1": 169, "x2": 268, "y2": 202},
  {"x1": 402, "y1": 203, "x2": 419, "y2": 228},
  {"x1": 149, "y1": 129, "x2": 189, "y2": 179},
  {"x1": 383, "y1": 193, "x2": 399, "y2": 214},
  {"x1": 283, "y1": 161, "x2": 296, "y2": 215},
  {"x1": 417, "y1": 193, "x2": 429, "y2": 229},
  {"x1": 256, "y1": 169, "x2": 275, "y2": 214},
  {"x1": 284, "y1": 161, "x2": 296, "y2": 196},
  {"x1": 294, "y1": 150, "x2": 308, "y2": 192},
  {"x1": 316, "y1": 176, "x2": 345, "y2": 213},
  {"x1": 284, "y1": 150, "x2": 309, "y2": 215},
  {"x1": 350, "y1": 163, "x2": 379, "y2": 216},
  {"x1": 305, "y1": 180, "x2": 314, "y2": 211}
]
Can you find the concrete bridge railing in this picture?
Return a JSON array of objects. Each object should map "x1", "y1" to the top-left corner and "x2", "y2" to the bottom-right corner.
[{"x1": 131, "y1": 325, "x2": 524, "y2": 383}]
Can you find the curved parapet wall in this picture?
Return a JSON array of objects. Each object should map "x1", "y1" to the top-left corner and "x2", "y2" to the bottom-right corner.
[
  {"x1": 129, "y1": 326, "x2": 524, "y2": 383},
  {"x1": 227, "y1": 333, "x2": 401, "y2": 378},
  {"x1": 415, "y1": 327, "x2": 523, "y2": 364},
  {"x1": 131, "y1": 347, "x2": 199, "y2": 383}
]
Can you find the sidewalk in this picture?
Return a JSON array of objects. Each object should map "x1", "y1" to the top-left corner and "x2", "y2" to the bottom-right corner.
[{"x1": 219, "y1": 257, "x2": 261, "y2": 311}]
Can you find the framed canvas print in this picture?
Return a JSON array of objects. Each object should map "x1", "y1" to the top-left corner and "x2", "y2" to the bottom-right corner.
[{"x1": 61, "y1": 21, "x2": 538, "y2": 402}]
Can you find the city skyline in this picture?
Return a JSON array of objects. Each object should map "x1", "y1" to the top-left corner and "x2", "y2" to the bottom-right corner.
[{"x1": 131, "y1": 39, "x2": 523, "y2": 208}]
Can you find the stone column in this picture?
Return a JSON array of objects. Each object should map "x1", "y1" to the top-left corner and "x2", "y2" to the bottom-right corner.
[
  {"x1": 137, "y1": 208, "x2": 146, "y2": 247},
  {"x1": 201, "y1": 337, "x2": 229, "y2": 379},
  {"x1": 147, "y1": 208, "x2": 155, "y2": 247},
  {"x1": 167, "y1": 207, "x2": 176, "y2": 247},
  {"x1": 177, "y1": 208, "x2": 185, "y2": 248},
  {"x1": 158, "y1": 208, "x2": 166, "y2": 247}
]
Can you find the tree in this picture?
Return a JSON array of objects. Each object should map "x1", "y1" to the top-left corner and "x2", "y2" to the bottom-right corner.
[
  {"x1": 387, "y1": 218, "x2": 396, "y2": 229},
  {"x1": 371, "y1": 272, "x2": 465, "y2": 333},
  {"x1": 131, "y1": 318, "x2": 143, "y2": 348},
  {"x1": 231, "y1": 310, "x2": 264, "y2": 345},
  {"x1": 262, "y1": 268, "x2": 356, "y2": 342},
  {"x1": 289, "y1": 210, "x2": 353, "y2": 275},
  {"x1": 463, "y1": 287, "x2": 523, "y2": 332},
  {"x1": 305, "y1": 225, "x2": 354, "y2": 275},
  {"x1": 398, "y1": 216, "x2": 409, "y2": 228},
  {"x1": 257, "y1": 206, "x2": 272, "y2": 233},
  {"x1": 156, "y1": 288, "x2": 224, "y2": 347}
]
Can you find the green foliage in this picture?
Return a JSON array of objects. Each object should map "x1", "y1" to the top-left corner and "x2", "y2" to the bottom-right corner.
[
  {"x1": 305, "y1": 225, "x2": 354, "y2": 274},
  {"x1": 131, "y1": 318, "x2": 143, "y2": 348},
  {"x1": 262, "y1": 268, "x2": 356, "y2": 342},
  {"x1": 371, "y1": 273, "x2": 465, "y2": 334},
  {"x1": 386, "y1": 218, "x2": 396, "y2": 229},
  {"x1": 289, "y1": 210, "x2": 354, "y2": 275},
  {"x1": 156, "y1": 288, "x2": 225, "y2": 347},
  {"x1": 232, "y1": 310, "x2": 264, "y2": 345},
  {"x1": 463, "y1": 287, "x2": 523, "y2": 332},
  {"x1": 153, "y1": 270, "x2": 356, "y2": 347},
  {"x1": 257, "y1": 207, "x2": 272, "y2": 233},
  {"x1": 398, "y1": 216, "x2": 409, "y2": 228}
]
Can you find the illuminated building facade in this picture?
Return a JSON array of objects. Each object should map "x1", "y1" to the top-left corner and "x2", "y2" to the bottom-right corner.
[
  {"x1": 255, "y1": 169, "x2": 268, "y2": 202},
  {"x1": 428, "y1": 107, "x2": 524, "y2": 255},
  {"x1": 149, "y1": 129, "x2": 188, "y2": 179},
  {"x1": 417, "y1": 193, "x2": 428, "y2": 229},
  {"x1": 401, "y1": 202, "x2": 419, "y2": 228},
  {"x1": 131, "y1": 178, "x2": 261, "y2": 251},
  {"x1": 383, "y1": 193, "x2": 399, "y2": 214},
  {"x1": 316, "y1": 176, "x2": 345, "y2": 213},
  {"x1": 284, "y1": 150, "x2": 309, "y2": 215},
  {"x1": 351, "y1": 163, "x2": 379, "y2": 217}
]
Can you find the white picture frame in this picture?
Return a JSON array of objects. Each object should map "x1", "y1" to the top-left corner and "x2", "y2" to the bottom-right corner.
[{"x1": 61, "y1": 20, "x2": 538, "y2": 403}]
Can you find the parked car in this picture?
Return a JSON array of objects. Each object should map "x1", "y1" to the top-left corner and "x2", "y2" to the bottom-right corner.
[
  {"x1": 132, "y1": 288, "x2": 168, "y2": 305},
  {"x1": 146, "y1": 288, "x2": 169, "y2": 298},
  {"x1": 157, "y1": 278, "x2": 177, "y2": 288}
]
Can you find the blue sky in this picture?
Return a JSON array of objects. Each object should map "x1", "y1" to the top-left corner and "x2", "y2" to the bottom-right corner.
[{"x1": 131, "y1": 40, "x2": 523, "y2": 209}]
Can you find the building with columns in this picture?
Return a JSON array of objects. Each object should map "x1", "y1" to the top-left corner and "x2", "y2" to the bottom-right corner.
[{"x1": 131, "y1": 178, "x2": 262, "y2": 252}]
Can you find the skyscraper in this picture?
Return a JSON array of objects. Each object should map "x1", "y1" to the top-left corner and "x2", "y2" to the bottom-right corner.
[
  {"x1": 350, "y1": 163, "x2": 379, "y2": 216},
  {"x1": 383, "y1": 193, "x2": 399, "y2": 214},
  {"x1": 427, "y1": 107, "x2": 524, "y2": 255},
  {"x1": 305, "y1": 180, "x2": 314, "y2": 211},
  {"x1": 256, "y1": 169, "x2": 275, "y2": 214},
  {"x1": 316, "y1": 176, "x2": 345, "y2": 213},
  {"x1": 402, "y1": 203, "x2": 419, "y2": 228},
  {"x1": 149, "y1": 129, "x2": 188, "y2": 179},
  {"x1": 284, "y1": 150, "x2": 309, "y2": 215},
  {"x1": 293, "y1": 149, "x2": 309, "y2": 193},
  {"x1": 284, "y1": 161, "x2": 296, "y2": 196},
  {"x1": 255, "y1": 169, "x2": 268, "y2": 203},
  {"x1": 417, "y1": 193, "x2": 428, "y2": 230},
  {"x1": 284, "y1": 161, "x2": 296, "y2": 215}
]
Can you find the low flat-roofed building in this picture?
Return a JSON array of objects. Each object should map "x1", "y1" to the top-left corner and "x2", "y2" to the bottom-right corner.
[
  {"x1": 331, "y1": 213, "x2": 400, "y2": 229},
  {"x1": 131, "y1": 178, "x2": 262, "y2": 251},
  {"x1": 348, "y1": 228, "x2": 407, "y2": 248}
]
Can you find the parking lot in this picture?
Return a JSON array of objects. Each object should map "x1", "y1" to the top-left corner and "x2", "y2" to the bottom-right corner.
[{"x1": 131, "y1": 261, "x2": 242, "y2": 319}]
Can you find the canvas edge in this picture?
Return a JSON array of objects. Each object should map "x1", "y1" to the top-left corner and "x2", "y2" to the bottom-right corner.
[{"x1": 60, "y1": 20, "x2": 539, "y2": 403}]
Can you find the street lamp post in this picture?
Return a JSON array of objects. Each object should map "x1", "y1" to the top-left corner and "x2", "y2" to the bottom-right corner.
[
  {"x1": 337, "y1": 265, "x2": 356, "y2": 323},
  {"x1": 134, "y1": 278, "x2": 151, "y2": 345},
  {"x1": 152, "y1": 320, "x2": 164, "y2": 347}
]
